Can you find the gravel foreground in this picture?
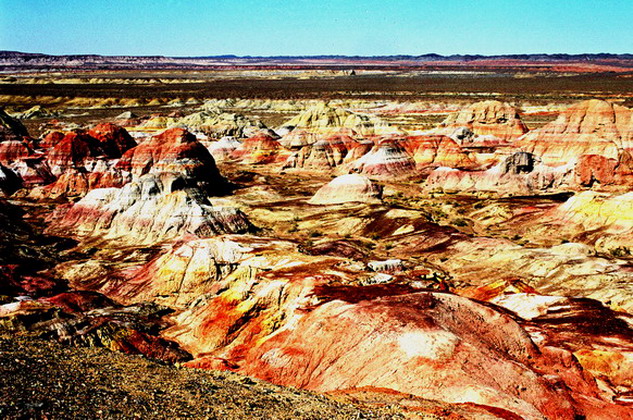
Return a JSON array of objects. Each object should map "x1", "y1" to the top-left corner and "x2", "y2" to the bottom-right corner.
[{"x1": 0, "y1": 333, "x2": 406, "y2": 420}]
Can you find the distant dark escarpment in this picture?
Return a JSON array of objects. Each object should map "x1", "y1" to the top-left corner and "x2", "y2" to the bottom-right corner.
[{"x1": 2, "y1": 51, "x2": 633, "y2": 72}]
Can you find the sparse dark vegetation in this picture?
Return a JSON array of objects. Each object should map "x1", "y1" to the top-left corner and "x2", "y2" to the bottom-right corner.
[
  {"x1": 0, "y1": 333, "x2": 404, "y2": 419},
  {"x1": 2, "y1": 72, "x2": 632, "y2": 104},
  {"x1": 452, "y1": 218, "x2": 468, "y2": 227},
  {"x1": 609, "y1": 246, "x2": 631, "y2": 258},
  {"x1": 369, "y1": 232, "x2": 382, "y2": 240}
]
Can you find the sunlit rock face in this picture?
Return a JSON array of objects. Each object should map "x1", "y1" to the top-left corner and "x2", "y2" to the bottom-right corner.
[
  {"x1": 46, "y1": 131, "x2": 107, "y2": 176},
  {"x1": 401, "y1": 135, "x2": 475, "y2": 169},
  {"x1": 72, "y1": 234, "x2": 625, "y2": 420},
  {"x1": 117, "y1": 127, "x2": 229, "y2": 195},
  {"x1": 574, "y1": 151, "x2": 633, "y2": 187},
  {"x1": 87, "y1": 123, "x2": 137, "y2": 158},
  {"x1": 72, "y1": 237, "x2": 254, "y2": 309},
  {"x1": 278, "y1": 103, "x2": 400, "y2": 152},
  {"x1": 134, "y1": 114, "x2": 177, "y2": 132},
  {"x1": 175, "y1": 110, "x2": 268, "y2": 138},
  {"x1": 463, "y1": 284, "x2": 633, "y2": 398},
  {"x1": 308, "y1": 174, "x2": 382, "y2": 205},
  {"x1": 283, "y1": 133, "x2": 360, "y2": 170},
  {"x1": 29, "y1": 164, "x2": 132, "y2": 200},
  {"x1": 46, "y1": 173, "x2": 252, "y2": 245},
  {"x1": 10, "y1": 158, "x2": 55, "y2": 186},
  {"x1": 239, "y1": 291, "x2": 631, "y2": 419},
  {"x1": 39, "y1": 131, "x2": 65, "y2": 149},
  {"x1": 347, "y1": 140, "x2": 416, "y2": 179},
  {"x1": 279, "y1": 102, "x2": 392, "y2": 139},
  {"x1": 205, "y1": 136, "x2": 242, "y2": 162},
  {"x1": 278, "y1": 128, "x2": 320, "y2": 149},
  {"x1": 517, "y1": 99, "x2": 633, "y2": 165},
  {"x1": 435, "y1": 100, "x2": 528, "y2": 141},
  {"x1": 417, "y1": 232, "x2": 633, "y2": 313},
  {"x1": 540, "y1": 191, "x2": 633, "y2": 254},
  {"x1": 230, "y1": 133, "x2": 291, "y2": 164},
  {"x1": 0, "y1": 108, "x2": 36, "y2": 166},
  {"x1": 11, "y1": 105, "x2": 57, "y2": 120},
  {"x1": 424, "y1": 151, "x2": 574, "y2": 195}
]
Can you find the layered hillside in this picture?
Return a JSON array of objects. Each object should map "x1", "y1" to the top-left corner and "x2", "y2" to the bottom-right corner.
[{"x1": 2, "y1": 93, "x2": 633, "y2": 419}]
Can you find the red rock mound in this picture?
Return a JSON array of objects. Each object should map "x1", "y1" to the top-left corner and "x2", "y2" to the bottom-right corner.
[
  {"x1": 18, "y1": 124, "x2": 136, "y2": 197},
  {"x1": 402, "y1": 135, "x2": 475, "y2": 169},
  {"x1": 343, "y1": 139, "x2": 374, "y2": 162},
  {"x1": 466, "y1": 284, "x2": 633, "y2": 399},
  {"x1": 517, "y1": 99, "x2": 633, "y2": 165},
  {"x1": 284, "y1": 133, "x2": 360, "y2": 170},
  {"x1": 347, "y1": 139, "x2": 416, "y2": 179},
  {"x1": 59, "y1": 233, "x2": 620, "y2": 419},
  {"x1": 423, "y1": 151, "x2": 575, "y2": 195},
  {"x1": 46, "y1": 131, "x2": 105, "y2": 175},
  {"x1": 29, "y1": 165, "x2": 131, "y2": 199},
  {"x1": 10, "y1": 158, "x2": 55, "y2": 186},
  {"x1": 55, "y1": 233, "x2": 632, "y2": 418},
  {"x1": 205, "y1": 136, "x2": 241, "y2": 162},
  {"x1": 47, "y1": 173, "x2": 251, "y2": 245},
  {"x1": 230, "y1": 133, "x2": 291, "y2": 165},
  {"x1": 39, "y1": 131, "x2": 65, "y2": 149},
  {"x1": 87, "y1": 123, "x2": 137, "y2": 158},
  {"x1": 117, "y1": 128, "x2": 228, "y2": 194},
  {"x1": 437, "y1": 100, "x2": 528, "y2": 141},
  {"x1": 308, "y1": 174, "x2": 382, "y2": 205},
  {"x1": 239, "y1": 291, "x2": 629, "y2": 419},
  {"x1": 575, "y1": 150, "x2": 633, "y2": 187},
  {"x1": 0, "y1": 140, "x2": 34, "y2": 165}
]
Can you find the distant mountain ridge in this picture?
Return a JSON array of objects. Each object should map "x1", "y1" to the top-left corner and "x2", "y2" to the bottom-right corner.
[
  {"x1": 1, "y1": 50, "x2": 632, "y2": 72},
  {"x1": 3, "y1": 51, "x2": 633, "y2": 60}
]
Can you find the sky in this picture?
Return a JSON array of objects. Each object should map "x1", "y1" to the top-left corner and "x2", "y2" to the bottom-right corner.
[{"x1": 0, "y1": 0, "x2": 631, "y2": 56}]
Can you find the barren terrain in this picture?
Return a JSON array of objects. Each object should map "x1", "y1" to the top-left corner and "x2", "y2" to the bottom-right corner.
[{"x1": 1, "y1": 57, "x2": 633, "y2": 419}]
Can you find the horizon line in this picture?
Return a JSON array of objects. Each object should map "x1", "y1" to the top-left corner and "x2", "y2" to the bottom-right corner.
[{"x1": 2, "y1": 50, "x2": 633, "y2": 59}]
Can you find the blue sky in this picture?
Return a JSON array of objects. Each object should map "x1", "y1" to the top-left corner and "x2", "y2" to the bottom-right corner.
[{"x1": 0, "y1": 0, "x2": 631, "y2": 56}]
